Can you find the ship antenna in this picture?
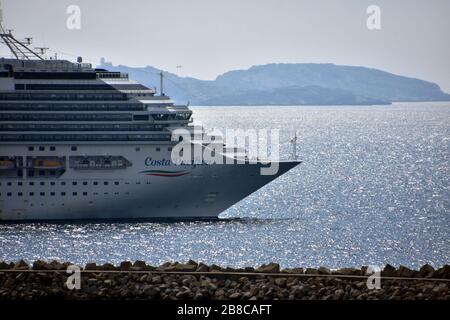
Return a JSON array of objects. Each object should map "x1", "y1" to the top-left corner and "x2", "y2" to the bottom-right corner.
[
  {"x1": 0, "y1": 0, "x2": 44, "y2": 60},
  {"x1": 290, "y1": 132, "x2": 298, "y2": 160},
  {"x1": 35, "y1": 47, "x2": 49, "y2": 56},
  {"x1": 159, "y1": 71, "x2": 165, "y2": 96}
]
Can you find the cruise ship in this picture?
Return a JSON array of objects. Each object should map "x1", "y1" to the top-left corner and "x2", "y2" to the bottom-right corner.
[{"x1": 0, "y1": 27, "x2": 300, "y2": 221}]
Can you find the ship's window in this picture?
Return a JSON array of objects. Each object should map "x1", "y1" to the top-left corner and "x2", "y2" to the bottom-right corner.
[
  {"x1": 7, "y1": 192, "x2": 12, "y2": 196},
  {"x1": 72, "y1": 181, "x2": 77, "y2": 186},
  {"x1": 28, "y1": 170, "x2": 34, "y2": 177},
  {"x1": 18, "y1": 181, "x2": 22, "y2": 186},
  {"x1": 73, "y1": 192, "x2": 77, "y2": 196},
  {"x1": 50, "y1": 170, "x2": 56, "y2": 176},
  {"x1": 168, "y1": 147, "x2": 172, "y2": 151},
  {"x1": 114, "y1": 181, "x2": 119, "y2": 185},
  {"x1": 94, "y1": 192, "x2": 98, "y2": 195},
  {"x1": 83, "y1": 192, "x2": 88, "y2": 196},
  {"x1": 156, "y1": 147, "x2": 161, "y2": 152},
  {"x1": 40, "y1": 192, "x2": 45, "y2": 196},
  {"x1": 104, "y1": 181, "x2": 108, "y2": 185},
  {"x1": 61, "y1": 192, "x2": 66, "y2": 196},
  {"x1": 61, "y1": 181, "x2": 66, "y2": 186},
  {"x1": 28, "y1": 146, "x2": 34, "y2": 151},
  {"x1": 7, "y1": 182, "x2": 11, "y2": 186},
  {"x1": 29, "y1": 182, "x2": 34, "y2": 186},
  {"x1": 133, "y1": 114, "x2": 149, "y2": 121},
  {"x1": 135, "y1": 147, "x2": 140, "y2": 152},
  {"x1": 18, "y1": 192, "x2": 23, "y2": 197},
  {"x1": 50, "y1": 182, "x2": 55, "y2": 186},
  {"x1": 50, "y1": 146, "x2": 56, "y2": 151},
  {"x1": 114, "y1": 192, "x2": 119, "y2": 195},
  {"x1": 18, "y1": 170, "x2": 23, "y2": 177},
  {"x1": 152, "y1": 114, "x2": 169, "y2": 121},
  {"x1": 50, "y1": 192, "x2": 55, "y2": 196},
  {"x1": 71, "y1": 146, "x2": 77, "y2": 151},
  {"x1": 39, "y1": 146, "x2": 45, "y2": 151},
  {"x1": 83, "y1": 181, "x2": 88, "y2": 186},
  {"x1": 39, "y1": 170, "x2": 45, "y2": 176},
  {"x1": 40, "y1": 181, "x2": 45, "y2": 186},
  {"x1": 93, "y1": 181, "x2": 98, "y2": 186},
  {"x1": 29, "y1": 192, "x2": 34, "y2": 196}
]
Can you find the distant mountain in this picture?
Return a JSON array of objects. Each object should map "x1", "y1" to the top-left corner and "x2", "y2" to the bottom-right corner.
[{"x1": 99, "y1": 62, "x2": 450, "y2": 106}]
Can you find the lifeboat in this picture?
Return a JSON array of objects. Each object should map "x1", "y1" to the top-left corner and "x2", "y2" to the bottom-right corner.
[
  {"x1": 0, "y1": 160, "x2": 15, "y2": 170},
  {"x1": 33, "y1": 159, "x2": 64, "y2": 169}
]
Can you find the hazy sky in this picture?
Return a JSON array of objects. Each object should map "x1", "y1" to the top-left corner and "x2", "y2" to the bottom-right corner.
[{"x1": 1, "y1": 0, "x2": 449, "y2": 91}]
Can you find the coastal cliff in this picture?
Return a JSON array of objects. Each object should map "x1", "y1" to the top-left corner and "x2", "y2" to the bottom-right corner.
[{"x1": 100, "y1": 62, "x2": 450, "y2": 106}]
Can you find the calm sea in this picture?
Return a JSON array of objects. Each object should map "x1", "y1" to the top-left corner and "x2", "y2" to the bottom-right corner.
[{"x1": 0, "y1": 102, "x2": 449, "y2": 269}]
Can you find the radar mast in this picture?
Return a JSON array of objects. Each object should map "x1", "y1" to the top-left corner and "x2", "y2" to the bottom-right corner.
[{"x1": 0, "y1": 0, "x2": 44, "y2": 60}]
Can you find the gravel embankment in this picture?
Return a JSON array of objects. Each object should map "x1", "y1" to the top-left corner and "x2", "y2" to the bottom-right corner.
[{"x1": 0, "y1": 260, "x2": 449, "y2": 300}]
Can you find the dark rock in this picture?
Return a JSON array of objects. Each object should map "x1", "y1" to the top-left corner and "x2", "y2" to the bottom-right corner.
[
  {"x1": 334, "y1": 289, "x2": 345, "y2": 300},
  {"x1": 150, "y1": 276, "x2": 163, "y2": 284},
  {"x1": 398, "y1": 265, "x2": 416, "y2": 278},
  {"x1": 175, "y1": 263, "x2": 197, "y2": 272},
  {"x1": 305, "y1": 268, "x2": 318, "y2": 275},
  {"x1": 193, "y1": 292, "x2": 204, "y2": 300},
  {"x1": 143, "y1": 285, "x2": 160, "y2": 298},
  {"x1": 32, "y1": 260, "x2": 48, "y2": 270},
  {"x1": 256, "y1": 263, "x2": 280, "y2": 274},
  {"x1": 120, "y1": 261, "x2": 132, "y2": 271},
  {"x1": 102, "y1": 263, "x2": 116, "y2": 271},
  {"x1": 419, "y1": 264, "x2": 435, "y2": 278},
  {"x1": 85, "y1": 263, "x2": 97, "y2": 270},
  {"x1": 176, "y1": 290, "x2": 191, "y2": 299},
  {"x1": 433, "y1": 265, "x2": 450, "y2": 279},
  {"x1": 156, "y1": 262, "x2": 172, "y2": 271},
  {"x1": 187, "y1": 260, "x2": 198, "y2": 268},
  {"x1": 48, "y1": 260, "x2": 65, "y2": 270},
  {"x1": 196, "y1": 263, "x2": 209, "y2": 272},
  {"x1": 318, "y1": 267, "x2": 331, "y2": 275},
  {"x1": 0, "y1": 261, "x2": 11, "y2": 270},
  {"x1": 130, "y1": 260, "x2": 147, "y2": 271},
  {"x1": 229, "y1": 292, "x2": 242, "y2": 300},
  {"x1": 334, "y1": 268, "x2": 359, "y2": 276},
  {"x1": 282, "y1": 268, "x2": 303, "y2": 274},
  {"x1": 381, "y1": 264, "x2": 397, "y2": 277},
  {"x1": 13, "y1": 260, "x2": 29, "y2": 270},
  {"x1": 201, "y1": 279, "x2": 217, "y2": 291},
  {"x1": 274, "y1": 278, "x2": 287, "y2": 288},
  {"x1": 210, "y1": 264, "x2": 223, "y2": 272}
]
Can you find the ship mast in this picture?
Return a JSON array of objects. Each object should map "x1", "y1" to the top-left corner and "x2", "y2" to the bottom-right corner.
[
  {"x1": 0, "y1": 0, "x2": 44, "y2": 60},
  {"x1": 0, "y1": 0, "x2": 4, "y2": 34}
]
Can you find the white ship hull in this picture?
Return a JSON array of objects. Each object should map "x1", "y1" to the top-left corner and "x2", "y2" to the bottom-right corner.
[{"x1": 0, "y1": 144, "x2": 300, "y2": 221}]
